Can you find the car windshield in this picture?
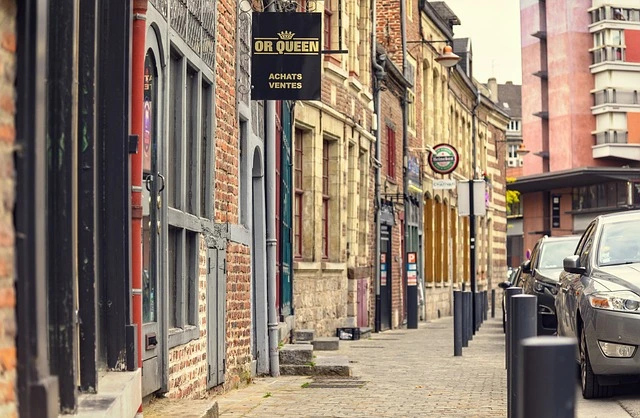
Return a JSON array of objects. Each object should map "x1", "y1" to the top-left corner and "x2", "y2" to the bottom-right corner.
[
  {"x1": 538, "y1": 238, "x2": 579, "y2": 269},
  {"x1": 598, "y1": 220, "x2": 640, "y2": 266}
]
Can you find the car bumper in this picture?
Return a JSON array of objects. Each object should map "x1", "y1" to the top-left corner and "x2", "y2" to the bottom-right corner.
[
  {"x1": 535, "y1": 291, "x2": 557, "y2": 335},
  {"x1": 585, "y1": 307, "x2": 640, "y2": 376}
]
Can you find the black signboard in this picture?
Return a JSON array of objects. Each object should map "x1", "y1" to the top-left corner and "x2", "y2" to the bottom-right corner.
[
  {"x1": 552, "y1": 195, "x2": 561, "y2": 228},
  {"x1": 251, "y1": 12, "x2": 322, "y2": 100}
]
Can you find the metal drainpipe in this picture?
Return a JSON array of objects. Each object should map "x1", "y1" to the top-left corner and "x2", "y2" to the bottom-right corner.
[
  {"x1": 372, "y1": 0, "x2": 385, "y2": 333},
  {"x1": 265, "y1": 4, "x2": 280, "y2": 377},
  {"x1": 400, "y1": 0, "x2": 414, "y2": 328},
  {"x1": 470, "y1": 88, "x2": 481, "y2": 331}
]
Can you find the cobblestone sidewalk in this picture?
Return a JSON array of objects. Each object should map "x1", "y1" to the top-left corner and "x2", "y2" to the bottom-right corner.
[{"x1": 215, "y1": 315, "x2": 507, "y2": 418}]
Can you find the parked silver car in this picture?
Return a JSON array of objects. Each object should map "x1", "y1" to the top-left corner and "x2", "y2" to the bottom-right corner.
[{"x1": 556, "y1": 210, "x2": 640, "y2": 399}]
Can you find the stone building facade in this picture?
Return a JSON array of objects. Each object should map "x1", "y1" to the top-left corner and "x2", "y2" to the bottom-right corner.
[{"x1": 292, "y1": 0, "x2": 375, "y2": 335}]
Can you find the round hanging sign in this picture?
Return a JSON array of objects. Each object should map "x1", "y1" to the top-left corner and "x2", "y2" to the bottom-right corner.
[{"x1": 428, "y1": 143, "x2": 459, "y2": 175}]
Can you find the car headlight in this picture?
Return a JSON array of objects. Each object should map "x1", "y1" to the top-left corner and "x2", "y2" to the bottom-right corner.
[
  {"x1": 534, "y1": 279, "x2": 558, "y2": 295},
  {"x1": 587, "y1": 291, "x2": 640, "y2": 313}
]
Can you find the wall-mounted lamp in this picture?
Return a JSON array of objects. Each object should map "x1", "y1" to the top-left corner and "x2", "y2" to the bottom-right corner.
[{"x1": 406, "y1": 40, "x2": 461, "y2": 68}]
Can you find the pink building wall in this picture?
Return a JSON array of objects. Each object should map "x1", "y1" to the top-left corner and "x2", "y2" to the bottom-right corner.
[
  {"x1": 520, "y1": 0, "x2": 545, "y2": 176},
  {"x1": 546, "y1": 0, "x2": 598, "y2": 171}
]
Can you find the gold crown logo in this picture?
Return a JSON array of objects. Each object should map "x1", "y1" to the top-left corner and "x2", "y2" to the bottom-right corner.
[{"x1": 277, "y1": 31, "x2": 295, "y2": 40}]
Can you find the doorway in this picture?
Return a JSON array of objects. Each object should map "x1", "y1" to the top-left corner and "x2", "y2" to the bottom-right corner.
[
  {"x1": 141, "y1": 33, "x2": 164, "y2": 397},
  {"x1": 380, "y1": 224, "x2": 392, "y2": 331}
]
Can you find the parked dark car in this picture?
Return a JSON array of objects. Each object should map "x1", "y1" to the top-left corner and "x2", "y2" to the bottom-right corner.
[
  {"x1": 499, "y1": 260, "x2": 528, "y2": 332},
  {"x1": 521, "y1": 234, "x2": 581, "y2": 335},
  {"x1": 557, "y1": 210, "x2": 640, "y2": 399}
]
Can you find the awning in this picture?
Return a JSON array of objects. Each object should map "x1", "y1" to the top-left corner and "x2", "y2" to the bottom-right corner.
[{"x1": 508, "y1": 167, "x2": 640, "y2": 193}]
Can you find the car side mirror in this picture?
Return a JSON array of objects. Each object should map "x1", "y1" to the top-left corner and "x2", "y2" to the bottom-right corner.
[
  {"x1": 498, "y1": 281, "x2": 511, "y2": 289},
  {"x1": 563, "y1": 255, "x2": 585, "y2": 274},
  {"x1": 521, "y1": 260, "x2": 531, "y2": 274}
]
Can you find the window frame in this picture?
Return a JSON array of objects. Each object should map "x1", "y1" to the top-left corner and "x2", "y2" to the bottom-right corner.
[
  {"x1": 294, "y1": 128, "x2": 304, "y2": 258},
  {"x1": 166, "y1": 45, "x2": 214, "y2": 349},
  {"x1": 324, "y1": 0, "x2": 332, "y2": 51},
  {"x1": 322, "y1": 140, "x2": 330, "y2": 259},
  {"x1": 387, "y1": 126, "x2": 396, "y2": 179}
]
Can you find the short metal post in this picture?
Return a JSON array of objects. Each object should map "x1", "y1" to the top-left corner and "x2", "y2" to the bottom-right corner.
[
  {"x1": 520, "y1": 337, "x2": 576, "y2": 418},
  {"x1": 464, "y1": 291, "x2": 472, "y2": 343},
  {"x1": 483, "y1": 291, "x2": 488, "y2": 321},
  {"x1": 508, "y1": 295, "x2": 537, "y2": 418},
  {"x1": 474, "y1": 293, "x2": 480, "y2": 331},
  {"x1": 505, "y1": 287, "x2": 522, "y2": 369},
  {"x1": 491, "y1": 289, "x2": 495, "y2": 318},
  {"x1": 453, "y1": 290, "x2": 462, "y2": 356}
]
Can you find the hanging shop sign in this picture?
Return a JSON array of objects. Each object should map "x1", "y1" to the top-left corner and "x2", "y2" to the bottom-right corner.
[
  {"x1": 251, "y1": 12, "x2": 322, "y2": 100},
  {"x1": 427, "y1": 143, "x2": 459, "y2": 175},
  {"x1": 407, "y1": 155, "x2": 422, "y2": 193}
]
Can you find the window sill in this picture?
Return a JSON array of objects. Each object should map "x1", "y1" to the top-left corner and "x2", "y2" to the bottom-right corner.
[
  {"x1": 321, "y1": 261, "x2": 346, "y2": 272},
  {"x1": 323, "y1": 59, "x2": 348, "y2": 81},
  {"x1": 168, "y1": 325, "x2": 199, "y2": 349},
  {"x1": 293, "y1": 261, "x2": 322, "y2": 272},
  {"x1": 72, "y1": 369, "x2": 141, "y2": 418}
]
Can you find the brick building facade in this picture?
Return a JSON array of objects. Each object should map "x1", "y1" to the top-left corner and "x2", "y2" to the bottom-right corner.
[{"x1": 0, "y1": 1, "x2": 15, "y2": 416}]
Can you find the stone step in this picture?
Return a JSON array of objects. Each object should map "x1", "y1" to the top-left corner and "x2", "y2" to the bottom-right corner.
[
  {"x1": 312, "y1": 337, "x2": 339, "y2": 351},
  {"x1": 143, "y1": 398, "x2": 218, "y2": 418},
  {"x1": 279, "y1": 356, "x2": 351, "y2": 377},
  {"x1": 360, "y1": 327, "x2": 372, "y2": 340},
  {"x1": 294, "y1": 328, "x2": 315, "y2": 342},
  {"x1": 279, "y1": 343, "x2": 313, "y2": 365}
]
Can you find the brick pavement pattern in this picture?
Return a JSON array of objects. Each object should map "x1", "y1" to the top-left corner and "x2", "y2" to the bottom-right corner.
[{"x1": 215, "y1": 316, "x2": 507, "y2": 418}]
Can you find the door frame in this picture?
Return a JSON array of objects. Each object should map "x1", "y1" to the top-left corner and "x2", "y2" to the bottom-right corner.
[{"x1": 141, "y1": 22, "x2": 166, "y2": 397}]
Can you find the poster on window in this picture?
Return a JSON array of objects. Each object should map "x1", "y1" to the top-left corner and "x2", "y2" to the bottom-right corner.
[{"x1": 251, "y1": 12, "x2": 322, "y2": 100}]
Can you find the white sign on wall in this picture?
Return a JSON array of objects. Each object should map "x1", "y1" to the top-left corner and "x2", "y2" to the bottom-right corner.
[{"x1": 433, "y1": 179, "x2": 457, "y2": 190}]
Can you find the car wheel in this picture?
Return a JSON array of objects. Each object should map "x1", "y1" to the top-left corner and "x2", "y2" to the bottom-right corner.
[{"x1": 580, "y1": 326, "x2": 612, "y2": 399}]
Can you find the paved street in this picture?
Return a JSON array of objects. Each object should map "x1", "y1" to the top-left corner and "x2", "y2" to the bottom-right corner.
[{"x1": 214, "y1": 314, "x2": 640, "y2": 418}]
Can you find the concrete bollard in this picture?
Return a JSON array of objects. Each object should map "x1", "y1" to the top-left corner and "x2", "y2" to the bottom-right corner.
[
  {"x1": 453, "y1": 290, "x2": 462, "y2": 356},
  {"x1": 491, "y1": 289, "x2": 495, "y2": 318},
  {"x1": 519, "y1": 337, "x2": 576, "y2": 418},
  {"x1": 508, "y1": 295, "x2": 537, "y2": 418},
  {"x1": 504, "y1": 287, "x2": 523, "y2": 369}
]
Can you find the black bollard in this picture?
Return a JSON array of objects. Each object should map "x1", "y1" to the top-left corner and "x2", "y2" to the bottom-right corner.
[
  {"x1": 519, "y1": 337, "x2": 576, "y2": 418},
  {"x1": 467, "y1": 291, "x2": 474, "y2": 342},
  {"x1": 504, "y1": 287, "x2": 523, "y2": 369},
  {"x1": 483, "y1": 291, "x2": 488, "y2": 321},
  {"x1": 508, "y1": 295, "x2": 537, "y2": 418},
  {"x1": 491, "y1": 289, "x2": 495, "y2": 318},
  {"x1": 453, "y1": 290, "x2": 462, "y2": 356},
  {"x1": 475, "y1": 292, "x2": 481, "y2": 331}
]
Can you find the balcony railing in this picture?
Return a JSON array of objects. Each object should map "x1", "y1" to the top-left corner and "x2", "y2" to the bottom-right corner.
[
  {"x1": 593, "y1": 89, "x2": 640, "y2": 106},
  {"x1": 594, "y1": 130, "x2": 628, "y2": 145},
  {"x1": 590, "y1": 6, "x2": 640, "y2": 24},
  {"x1": 592, "y1": 46, "x2": 625, "y2": 64}
]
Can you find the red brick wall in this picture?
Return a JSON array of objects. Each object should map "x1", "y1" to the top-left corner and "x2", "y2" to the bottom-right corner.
[
  {"x1": 376, "y1": 0, "x2": 402, "y2": 67},
  {"x1": 213, "y1": 0, "x2": 253, "y2": 391},
  {"x1": 380, "y1": 75, "x2": 405, "y2": 327},
  {"x1": 223, "y1": 244, "x2": 252, "y2": 389},
  {"x1": 215, "y1": 0, "x2": 238, "y2": 225},
  {"x1": 0, "y1": 1, "x2": 16, "y2": 416}
]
